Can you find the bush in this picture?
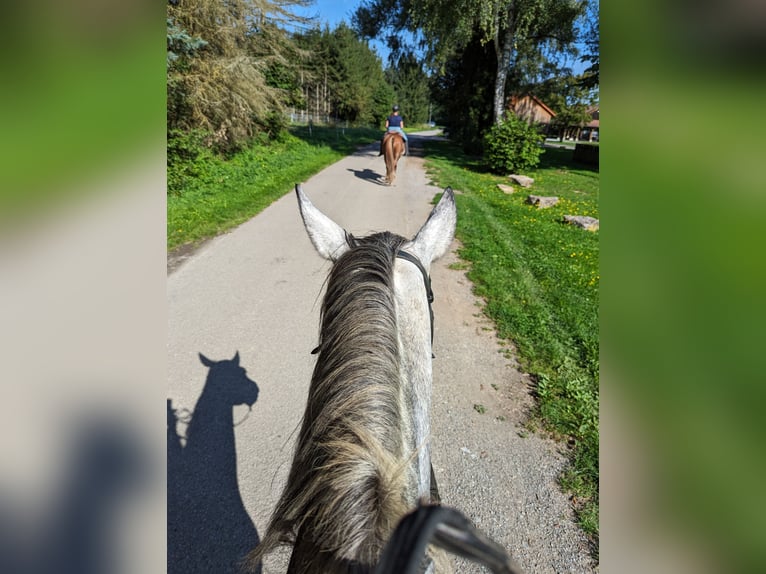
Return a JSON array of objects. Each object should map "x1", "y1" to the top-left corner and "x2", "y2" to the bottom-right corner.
[
  {"x1": 483, "y1": 115, "x2": 544, "y2": 174},
  {"x1": 262, "y1": 110, "x2": 288, "y2": 140},
  {"x1": 167, "y1": 129, "x2": 213, "y2": 196},
  {"x1": 573, "y1": 142, "x2": 599, "y2": 166}
]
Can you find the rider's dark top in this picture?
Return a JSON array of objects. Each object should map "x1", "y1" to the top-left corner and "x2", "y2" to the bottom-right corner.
[{"x1": 387, "y1": 114, "x2": 403, "y2": 128}]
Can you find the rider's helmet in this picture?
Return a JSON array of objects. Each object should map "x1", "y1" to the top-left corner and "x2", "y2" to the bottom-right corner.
[{"x1": 392, "y1": 105, "x2": 400, "y2": 112}]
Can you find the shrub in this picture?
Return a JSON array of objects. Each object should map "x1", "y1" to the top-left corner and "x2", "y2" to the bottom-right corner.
[
  {"x1": 483, "y1": 115, "x2": 544, "y2": 174},
  {"x1": 262, "y1": 110, "x2": 288, "y2": 140},
  {"x1": 167, "y1": 129, "x2": 213, "y2": 196}
]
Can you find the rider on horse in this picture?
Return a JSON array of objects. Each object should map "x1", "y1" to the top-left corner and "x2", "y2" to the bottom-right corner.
[{"x1": 379, "y1": 105, "x2": 409, "y2": 156}]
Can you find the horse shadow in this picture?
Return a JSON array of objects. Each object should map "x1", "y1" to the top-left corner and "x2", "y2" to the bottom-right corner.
[
  {"x1": 346, "y1": 167, "x2": 387, "y2": 186},
  {"x1": 168, "y1": 351, "x2": 261, "y2": 574},
  {"x1": 0, "y1": 413, "x2": 149, "y2": 574}
]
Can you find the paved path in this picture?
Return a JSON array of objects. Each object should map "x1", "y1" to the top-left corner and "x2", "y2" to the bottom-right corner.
[{"x1": 167, "y1": 132, "x2": 595, "y2": 573}]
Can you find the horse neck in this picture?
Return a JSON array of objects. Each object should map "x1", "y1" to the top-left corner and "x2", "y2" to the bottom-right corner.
[
  {"x1": 393, "y1": 260, "x2": 434, "y2": 500},
  {"x1": 268, "y1": 236, "x2": 418, "y2": 565},
  {"x1": 309, "y1": 239, "x2": 407, "y2": 454},
  {"x1": 185, "y1": 380, "x2": 238, "y2": 479}
]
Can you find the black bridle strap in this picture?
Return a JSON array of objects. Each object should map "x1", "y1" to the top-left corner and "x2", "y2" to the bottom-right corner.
[
  {"x1": 375, "y1": 503, "x2": 523, "y2": 574},
  {"x1": 396, "y1": 250, "x2": 435, "y2": 356}
]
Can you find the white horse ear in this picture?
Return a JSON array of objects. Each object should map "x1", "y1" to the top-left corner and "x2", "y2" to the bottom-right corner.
[
  {"x1": 295, "y1": 184, "x2": 350, "y2": 261},
  {"x1": 405, "y1": 187, "x2": 457, "y2": 267}
]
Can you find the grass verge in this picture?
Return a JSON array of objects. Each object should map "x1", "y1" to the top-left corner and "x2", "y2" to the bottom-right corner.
[
  {"x1": 168, "y1": 126, "x2": 380, "y2": 250},
  {"x1": 1, "y1": 31, "x2": 161, "y2": 225},
  {"x1": 424, "y1": 140, "x2": 600, "y2": 546}
]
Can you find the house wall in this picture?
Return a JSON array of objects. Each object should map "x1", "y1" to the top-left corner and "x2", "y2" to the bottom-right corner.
[{"x1": 509, "y1": 95, "x2": 554, "y2": 124}]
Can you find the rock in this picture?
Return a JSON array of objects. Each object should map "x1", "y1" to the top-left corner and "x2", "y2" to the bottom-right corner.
[
  {"x1": 563, "y1": 214, "x2": 599, "y2": 231},
  {"x1": 497, "y1": 184, "x2": 515, "y2": 194},
  {"x1": 527, "y1": 195, "x2": 559, "y2": 208},
  {"x1": 509, "y1": 174, "x2": 534, "y2": 187}
]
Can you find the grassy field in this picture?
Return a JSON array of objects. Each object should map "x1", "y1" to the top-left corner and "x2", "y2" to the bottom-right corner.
[
  {"x1": 167, "y1": 126, "x2": 380, "y2": 250},
  {"x1": 423, "y1": 141, "x2": 600, "y2": 542},
  {"x1": 1, "y1": 32, "x2": 160, "y2": 226}
]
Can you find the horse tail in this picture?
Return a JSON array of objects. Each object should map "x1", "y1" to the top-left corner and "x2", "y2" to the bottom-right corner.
[
  {"x1": 384, "y1": 131, "x2": 394, "y2": 157},
  {"x1": 383, "y1": 132, "x2": 399, "y2": 182}
]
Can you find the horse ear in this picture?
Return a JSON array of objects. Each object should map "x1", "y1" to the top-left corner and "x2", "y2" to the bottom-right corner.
[
  {"x1": 232, "y1": 351, "x2": 240, "y2": 365},
  {"x1": 406, "y1": 187, "x2": 457, "y2": 267},
  {"x1": 295, "y1": 184, "x2": 350, "y2": 261},
  {"x1": 199, "y1": 353, "x2": 214, "y2": 367}
]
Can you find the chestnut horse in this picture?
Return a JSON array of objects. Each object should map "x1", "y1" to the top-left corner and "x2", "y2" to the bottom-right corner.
[{"x1": 382, "y1": 131, "x2": 405, "y2": 185}]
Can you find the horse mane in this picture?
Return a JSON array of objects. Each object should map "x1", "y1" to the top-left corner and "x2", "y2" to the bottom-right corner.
[{"x1": 249, "y1": 231, "x2": 414, "y2": 573}]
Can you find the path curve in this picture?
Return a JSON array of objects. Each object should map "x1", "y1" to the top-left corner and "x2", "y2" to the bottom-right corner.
[{"x1": 167, "y1": 131, "x2": 595, "y2": 573}]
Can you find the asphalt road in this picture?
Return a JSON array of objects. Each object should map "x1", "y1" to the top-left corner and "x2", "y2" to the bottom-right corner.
[{"x1": 167, "y1": 132, "x2": 595, "y2": 573}]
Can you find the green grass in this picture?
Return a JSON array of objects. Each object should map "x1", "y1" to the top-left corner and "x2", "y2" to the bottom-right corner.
[
  {"x1": 544, "y1": 140, "x2": 576, "y2": 148},
  {"x1": 167, "y1": 126, "x2": 380, "y2": 250},
  {"x1": 544, "y1": 139, "x2": 599, "y2": 148},
  {"x1": 408, "y1": 123, "x2": 440, "y2": 131},
  {"x1": 1, "y1": 29, "x2": 162, "y2": 224},
  {"x1": 424, "y1": 140, "x2": 599, "y2": 544}
]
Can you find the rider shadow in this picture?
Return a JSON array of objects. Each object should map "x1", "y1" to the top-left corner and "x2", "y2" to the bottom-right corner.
[
  {"x1": 0, "y1": 413, "x2": 149, "y2": 574},
  {"x1": 168, "y1": 352, "x2": 261, "y2": 574},
  {"x1": 346, "y1": 167, "x2": 387, "y2": 186}
]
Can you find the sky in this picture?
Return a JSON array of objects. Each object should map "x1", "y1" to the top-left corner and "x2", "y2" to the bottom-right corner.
[
  {"x1": 292, "y1": 0, "x2": 392, "y2": 62},
  {"x1": 292, "y1": 0, "x2": 360, "y2": 29},
  {"x1": 290, "y1": 0, "x2": 590, "y2": 75}
]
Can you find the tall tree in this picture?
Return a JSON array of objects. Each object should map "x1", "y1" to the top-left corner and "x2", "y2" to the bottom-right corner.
[
  {"x1": 293, "y1": 27, "x2": 336, "y2": 119},
  {"x1": 294, "y1": 23, "x2": 393, "y2": 125},
  {"x1": 332, "y1": 23, "x2": 385, "y2": 123},
  {"x1": 386, "y1": 52, "x2": 431, "y2": 125},
  {"x1": 167, "y1": 0, "x2": 311, "y2": 149},
  {"x1": 431, "y1": 35, "x2": 496, "y2": 153},
  {"x1": 167, "y1": 18, "x2": 208, "y2": 133},
  {"x1": 354, "y1": 0, "x2": 586, "y2": 124},
  {"x1": 578, "y1": 0, "x2": 599, "y2": 89}
]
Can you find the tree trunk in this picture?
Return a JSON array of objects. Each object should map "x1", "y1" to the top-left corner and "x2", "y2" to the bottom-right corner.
[
  {"x1": 323, "y1": 65, "x2": 328, "y2": 117},
  {"x1": 493, "y1": 18, "x2": 515, "y2": 124}
]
